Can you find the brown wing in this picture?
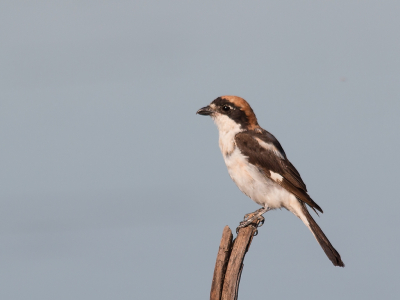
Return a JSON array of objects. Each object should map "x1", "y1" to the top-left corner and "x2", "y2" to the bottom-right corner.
[{"x1": 235, "y1": 131, "x2": 323, "y2": 214}]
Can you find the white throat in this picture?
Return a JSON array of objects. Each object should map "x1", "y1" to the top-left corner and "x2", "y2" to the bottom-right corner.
[{"x1": 212, "y1": 114, "x2": 243, "y2": 156}]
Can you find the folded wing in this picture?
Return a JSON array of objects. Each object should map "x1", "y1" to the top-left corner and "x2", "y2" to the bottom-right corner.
[{"x1": 235, "y1": 131, "x2": 323, "y2": 214}]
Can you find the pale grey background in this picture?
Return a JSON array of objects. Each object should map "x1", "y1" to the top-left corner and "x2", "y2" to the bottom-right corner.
[{"x1": 1, "y1": 1, "x2": 399, "y2": 299}]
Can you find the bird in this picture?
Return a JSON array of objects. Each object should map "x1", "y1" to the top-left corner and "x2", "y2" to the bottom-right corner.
[{"x1": 197, "y1": 95, "x2": 344, "y2": 267}]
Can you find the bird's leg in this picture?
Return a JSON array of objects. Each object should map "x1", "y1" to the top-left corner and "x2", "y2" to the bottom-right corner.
[
  {"x1": 238, "y1": 207, "x2": 270, "y2": 229},
  {"x1": 243, "y1": 207, "x2": 265, "y2": 221}
]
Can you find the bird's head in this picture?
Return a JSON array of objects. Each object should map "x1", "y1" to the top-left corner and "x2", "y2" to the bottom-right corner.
[{"x1": 197, "y1": 96, "x2": 260, "y2": 131}]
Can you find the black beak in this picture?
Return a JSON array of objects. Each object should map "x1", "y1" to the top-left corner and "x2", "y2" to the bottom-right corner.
[{"x1": 196, "y1": 105, "x2": 214, "y2": 116}]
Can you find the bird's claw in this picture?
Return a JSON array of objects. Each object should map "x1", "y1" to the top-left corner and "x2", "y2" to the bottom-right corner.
[
  {"x1": 236, "y1": 207, "x2": 269, "y2": 234},
  {"x1": 257, "y1": 216, "x2": 265, "y2": 227},
  {"x1": 236, "y1": 215, "x2": 265, "y2": 234}
]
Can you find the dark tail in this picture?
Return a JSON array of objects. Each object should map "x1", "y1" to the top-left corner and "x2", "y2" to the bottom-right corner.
[{"x1": 301, "y1": 204, "x2": 345, "y2": 267}]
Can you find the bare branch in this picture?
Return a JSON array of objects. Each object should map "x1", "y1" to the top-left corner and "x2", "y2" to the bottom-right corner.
[
  {"x1": 210, "y1": 226, "x2": 233, "y2": 300},
  {"x1": 210, "y1": 221, "x2": 260, "y2": 300}
]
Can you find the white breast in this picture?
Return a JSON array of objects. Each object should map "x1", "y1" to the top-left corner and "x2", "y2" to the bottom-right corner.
[
  {"x1": 223, "y1": 147, "x2": 295, "y2": 210},
  {"x1": 213, "y1": 114, "x2": 242, "y2": 156},
  {"x1": 213, "y1": 112, "x2": 296, "y2": 210}
]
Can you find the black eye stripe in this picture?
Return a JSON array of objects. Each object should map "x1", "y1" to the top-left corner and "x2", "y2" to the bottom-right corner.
[
  {"x1": 222, "y1": 105, "x2": 231, "y2": 111},
  {"x1": 212, "y1": 97, "x2": 239, "y2": 110},
  {"x1": 211, "y1": 97, "x2": 250, "y2": 129}
]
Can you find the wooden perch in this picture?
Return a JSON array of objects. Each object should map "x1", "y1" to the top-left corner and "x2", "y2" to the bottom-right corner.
[{"x1": 210, "y1": 220, "x2": 261, "y2": 300}]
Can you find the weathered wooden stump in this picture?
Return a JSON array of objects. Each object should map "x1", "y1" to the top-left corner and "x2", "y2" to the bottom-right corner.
[{"x1": 210, "y1": 220, "x2": 262, "y2": 300}]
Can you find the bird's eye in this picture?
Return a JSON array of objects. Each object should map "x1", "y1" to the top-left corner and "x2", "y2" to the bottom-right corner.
[{"x1": 222, "y1": 106, "x2": 231, "y2": 112}]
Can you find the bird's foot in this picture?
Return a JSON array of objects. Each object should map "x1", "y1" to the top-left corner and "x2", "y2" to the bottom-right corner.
[
  {"x1": 242, "y1": 207, "x2": 265, "y2": 222},
  {"x1": 236, "y1": 207, "x2": 270, "y2": 235},
  {"x1": 238, "y1": 215, "x2": 265, "y2": 229}
]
